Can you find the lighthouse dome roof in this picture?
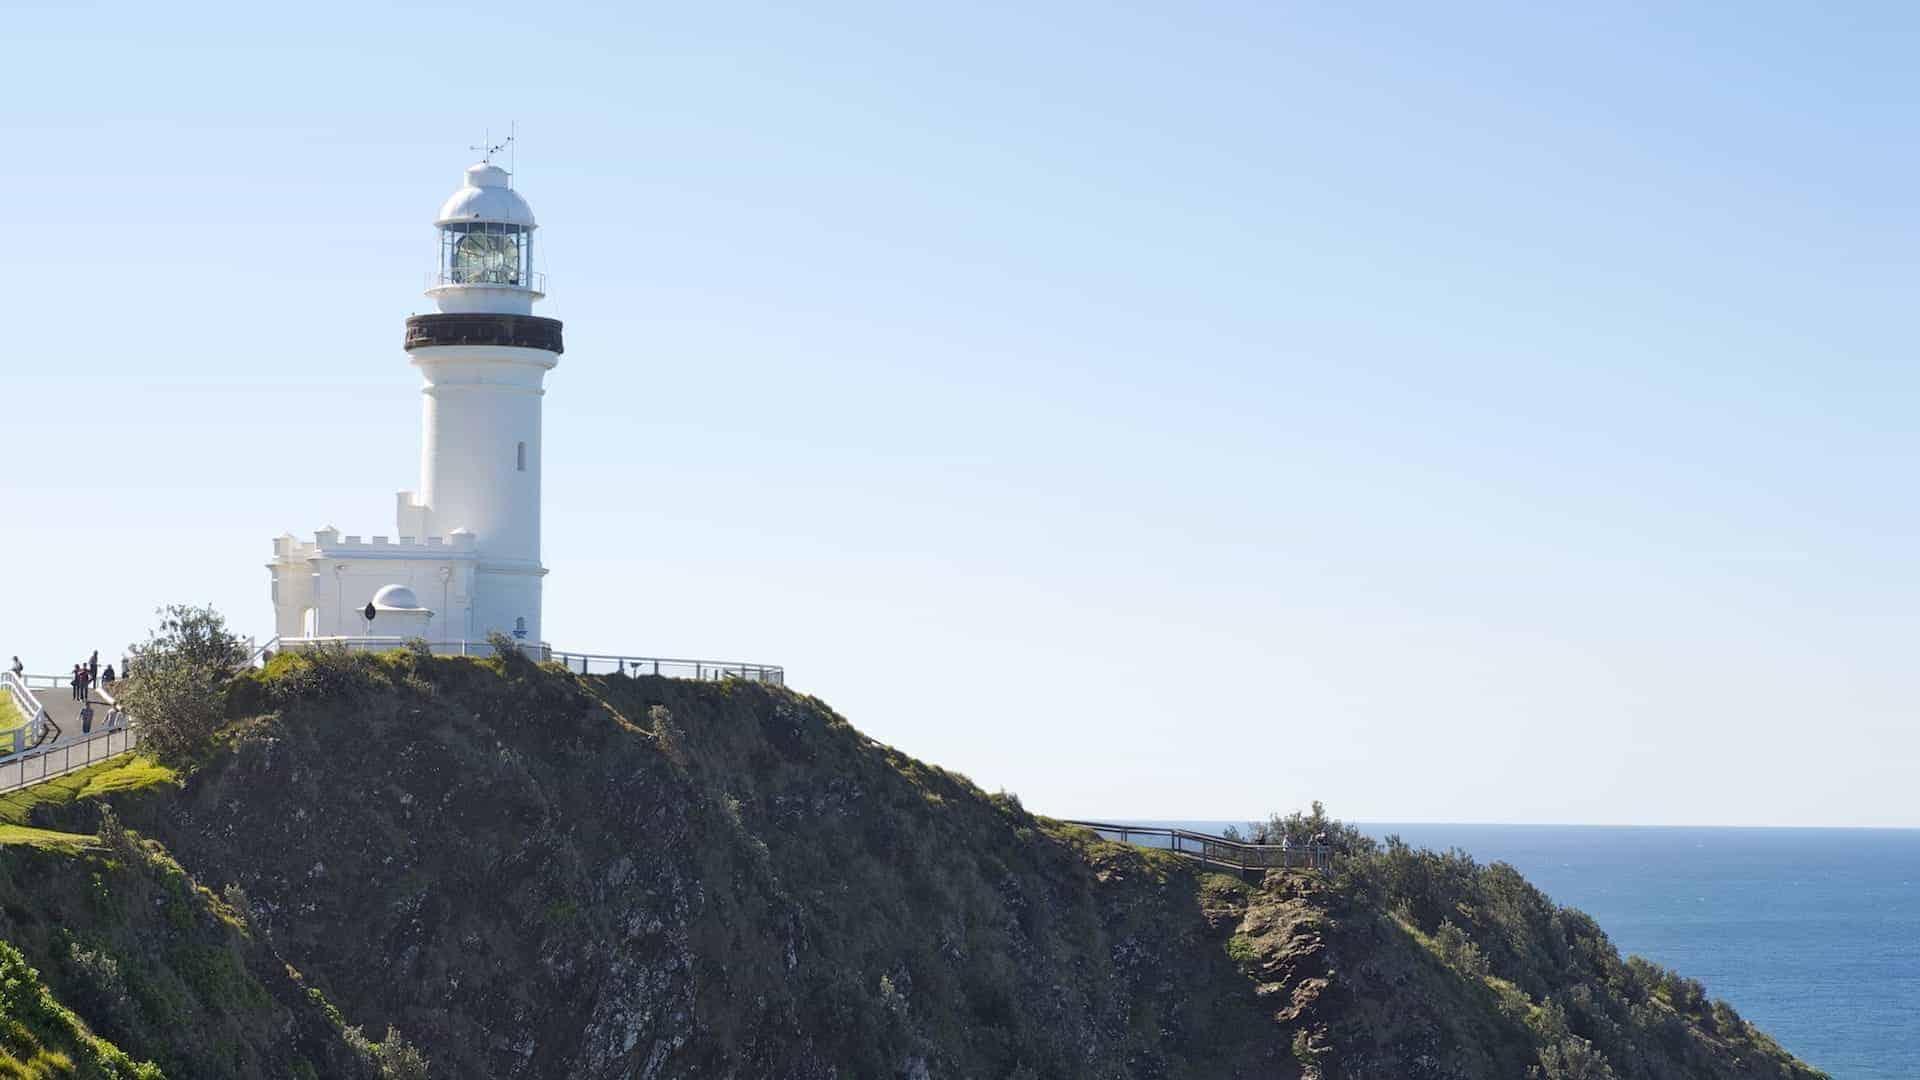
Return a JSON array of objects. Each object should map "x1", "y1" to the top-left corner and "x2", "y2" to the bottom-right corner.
[
  {"x1": 436, "y1": 162, "x2": 536, "y2": 228},
  {"x1": 371, "y1": 584, "x2": 426, "y2": 612}
]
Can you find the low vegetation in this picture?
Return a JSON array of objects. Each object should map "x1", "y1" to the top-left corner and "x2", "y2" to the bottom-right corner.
[
  {"x1": 0, "y1": 694, "x2": 23, "y2": 746},
  {"x1": 1209, "y1": 817, "x2": 1827, "y2": 1079},
  {"x1": 0, "y1": 759, "x2": 177, "y2": 828},
  {"x1": 0, "y1": 606, "x2": 1825, "y2": 1078},
  {"x1": 0, "y1": 940, "x2": 161, "y2": 1078}
]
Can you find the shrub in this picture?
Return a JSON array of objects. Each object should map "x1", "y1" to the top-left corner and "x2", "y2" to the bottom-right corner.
[
  {"x1": 370, "y1": 1026, "x2": 430, "y2": 1080},
  {"x1": 1245, "y1": 800, "x2": 1377, "y2": 857},
  {"x1": 1432, "y1": 919, "x2": 1492, "y2": 981},
  {"x1": 65, "y1": 939, "x2": 133, "y2": 1029},
  {"x1": 126, "y1": 603, "x2": 247, "y2": 678},
  {"x1": 263, "y1": 644, "x2": 384, "y2": 706},
  {"x1": 223, "y1": 883, "x2": 253, "y2": 927},
  {"x1": 487, "y1": 631, "x2": 536, "y2": 678},
  {"x1": 651, "y1": 705, "x2": 689, "y2": 767},
  {"x1": 1530, "y1": 1034, "x2": 1617, "y2": 1079},
  {"x1": 0, "y1": 940, "x2": 162, "y2": 1078},
  {"x1": 96, "y1": 805, "x2": 139, "y2": 862},
  {"x1": 342, "y1": 1022, "x2": 430, "y2": 1080},
  {"x1": 116, "y1": 604, "x2": 251, "y2": 763}
]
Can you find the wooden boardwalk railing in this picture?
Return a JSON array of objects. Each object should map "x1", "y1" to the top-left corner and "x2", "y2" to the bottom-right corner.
[{"x1": 1061, "y1": 820, "x2": 1334, "y2": 876}]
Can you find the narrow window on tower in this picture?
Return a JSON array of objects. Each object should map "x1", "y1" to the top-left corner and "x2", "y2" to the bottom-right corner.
[{"x1": 516, "y1": 441, "x2": 527, "y2": 472}]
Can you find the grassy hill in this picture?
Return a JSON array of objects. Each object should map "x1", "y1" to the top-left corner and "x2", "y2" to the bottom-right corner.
[{"x1": 0, "y1": 649, "x2": 1826, "y2": 1078}]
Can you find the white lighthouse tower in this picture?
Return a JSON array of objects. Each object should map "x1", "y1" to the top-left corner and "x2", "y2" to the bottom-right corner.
[{"x1": 268, "y1": 158, "x2": 563, "y2": 647}]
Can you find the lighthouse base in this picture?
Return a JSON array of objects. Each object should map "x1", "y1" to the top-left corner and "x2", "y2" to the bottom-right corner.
[{"x1": 266, "y1": 528, "x2": 546, "y2": 645}]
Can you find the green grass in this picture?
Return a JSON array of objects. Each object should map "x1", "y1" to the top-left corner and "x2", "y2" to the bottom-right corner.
[
  {"x1": 0, "y1": 941, "x2": 161, "y2": 1078},
  {"x1": 0, "y1": 824, "x2": 99, "y2": 853},
  {"x1": 0, "y1": 694, "x2": 23, "y2": 745},
  {"x1": 0, "y1": 756, "x2": 178, "y2": 827}
]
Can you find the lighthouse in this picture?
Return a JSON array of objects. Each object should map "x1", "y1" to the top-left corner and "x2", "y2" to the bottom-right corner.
[{"x1": 267, "y1": 159, "x2": 562, "y2": 647}]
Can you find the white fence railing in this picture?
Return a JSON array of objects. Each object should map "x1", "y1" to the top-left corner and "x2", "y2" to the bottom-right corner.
[
  {"x1": 247, "y1": 637, "x2": 785, "y2": 687},
  {"x1": 3, "y1": 671, "x2": 50, "y2": 752},
  {"x1": 0, "y1": 725, "x2": 139, "y2": 795}
]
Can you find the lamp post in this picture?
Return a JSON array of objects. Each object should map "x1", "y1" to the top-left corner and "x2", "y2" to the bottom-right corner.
[
  {"x1": 439, "y1": 567, "x2": 453, "y2": 649},
  {"x1": 333, "y1": 564, "x2": 349, "y2": 636}
]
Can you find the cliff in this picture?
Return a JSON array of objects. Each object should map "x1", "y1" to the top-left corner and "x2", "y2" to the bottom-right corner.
[{"x1": 0, "y1": 649, "x2": 1826, "y2": 1078}]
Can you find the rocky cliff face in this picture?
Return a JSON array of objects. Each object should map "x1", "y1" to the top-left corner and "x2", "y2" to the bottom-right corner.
[{"x1": 2, "y1": 650, "x2": 1826, "y2": 1079}]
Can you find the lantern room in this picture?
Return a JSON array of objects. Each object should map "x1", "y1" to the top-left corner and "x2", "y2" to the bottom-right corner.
[{"x1": 427, "y1": 162, "x2": 544, "y2": 315}]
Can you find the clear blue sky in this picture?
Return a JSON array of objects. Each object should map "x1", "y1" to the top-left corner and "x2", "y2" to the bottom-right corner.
[{"x1": 4, "y1": 1, "x2": 1915, "y2": 826}]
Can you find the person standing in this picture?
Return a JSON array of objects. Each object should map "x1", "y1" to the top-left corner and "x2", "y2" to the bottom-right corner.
[
  {"x1": 88, "y1": 650, "x2": 99, "y2": 689},
  {"x1": 79, "y1": 703, "x2": 94, "y2": 735},
  {"x1": 71, "y1": 665, "x2": 84, "y2": 701}
]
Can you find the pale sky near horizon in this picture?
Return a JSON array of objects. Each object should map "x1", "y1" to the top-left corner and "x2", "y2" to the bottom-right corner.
[{"x1": 2, "y1": 2, "x2": 1915, "y2": 827}]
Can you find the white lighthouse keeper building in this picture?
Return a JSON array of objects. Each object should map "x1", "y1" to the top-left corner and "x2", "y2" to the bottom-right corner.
[{"x1": 267, "y1": 159, "x2": 564, "y2": 647}]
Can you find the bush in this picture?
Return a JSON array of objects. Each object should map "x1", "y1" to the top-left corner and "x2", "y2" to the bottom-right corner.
[
  {"x1": 1432, "y1": 919, "x2": 1492, "y2": 981},
  {"x1": 96, "y1": 805, "x2": 139, "y2": 862},
  {"x1": 487, "y1": 631, "x2": 536, "y2": 678},
  {"x1": 0, "y1": 940, "x2": 162, "y2": 1078},
  {"x1": 1530, "y1": 1034, "x2": 1617, "y2": 1079},
  {"x1": 343, "y1": 1023, "x2": 430, "y2": 1080},
  {"x1": 370, "y1": 1026, "x2": 430, "y2": 1080},
  {"x1": 117, "y1": 605, "x2": 245, "y2": 763},
  {"x1": 126, "y1": 603, "x2": 246, "y2": 679},
  {"x1": 263, "y1": 645, "x2": 383, "y2": 706},
  {"x1": 1244, "y1": 800, "x2": 1377, "y2": 857},
  {"x1": 651, "y1": 705, "x2": 689, "y2": 767}
]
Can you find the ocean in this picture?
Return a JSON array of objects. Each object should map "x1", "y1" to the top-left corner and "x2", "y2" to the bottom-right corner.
[{"x1": 1147, "y1": 822, "x2": 1920, "y2": 1078}]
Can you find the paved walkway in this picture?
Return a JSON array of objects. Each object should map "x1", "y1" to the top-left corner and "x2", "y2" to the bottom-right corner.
[
  {"x1": 9, "y1": 676, "x2": 122, "y2": 755},
  {"x1": 0, "y1": 676, "x2": 137, "y2": 793},
  {"x1": 32, "y1": 684, "x2": 116, "y2": 748}
]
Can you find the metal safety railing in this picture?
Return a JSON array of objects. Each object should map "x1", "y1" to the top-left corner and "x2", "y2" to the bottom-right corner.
[
  {"x1": 0, "y1": 725, "x2": 140, "y2": 795},
  {"x1": 424, "y1": 269, "x2": 548, "y2": 292},
  {"x1": 2, "y1": 671, "x2": 50, "y2": 752},
  {"x1": 546, "y1": 650, "x2": 784, "y2": 686},
  {"x1": 246, "y1": 637, "x2": 785, "y2": 686},
  {"x1": 1061, "y1": 820, "x2": 1335, "y2": 874}
]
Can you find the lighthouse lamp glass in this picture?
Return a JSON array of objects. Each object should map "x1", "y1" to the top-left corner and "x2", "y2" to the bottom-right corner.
[{"x1": 442, "y1": 222, "x2": 530, "y2": 286}]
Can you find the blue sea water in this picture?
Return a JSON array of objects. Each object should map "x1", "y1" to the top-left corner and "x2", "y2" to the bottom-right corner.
[{"x1": 1147, "y1": 822, "x2": 1920, "y2": 1079}]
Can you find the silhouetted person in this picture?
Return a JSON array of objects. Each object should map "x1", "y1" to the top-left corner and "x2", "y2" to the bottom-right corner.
[
  {"x1": 8, "y1": 656, "x2": 21, "y2": 677},
  {"x1": 101, "y1": 664, "x2": 115, "y2": 689},
  {"x1": 71, "y1": 665, "x2": 85, "y2": 701},
  {"x1": 88, "y1": 650, "x2": 98, "y2": 688},
  {"x1": 80, "y1": 704, "x2": 94, "y2": 735}
]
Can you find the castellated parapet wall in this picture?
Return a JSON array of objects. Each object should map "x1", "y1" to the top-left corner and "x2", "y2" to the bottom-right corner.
[
  {"x1": 273, "y1": 528, "x2": 479, "y2": 561},
  {"x1": 268, "y1": 528, "x2": 492, "y2": 642}
]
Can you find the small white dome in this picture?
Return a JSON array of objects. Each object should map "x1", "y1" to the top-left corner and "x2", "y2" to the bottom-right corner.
[
  {"x1": 371, "y1": 584, "x2": 424, "y2": 611},
  {"x1": 435, "y1": 162, "x2": 536, "y2": 227}
]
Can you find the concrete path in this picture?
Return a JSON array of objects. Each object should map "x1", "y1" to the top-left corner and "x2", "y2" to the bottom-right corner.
[
  {"x1": 34, "y1": 685, "x2": 112, "y2": 747},
  {"x1": 0, "y1": 676, "x2": 137, "y2": 792},
  {"x1": 13, "y1": 677, "x2": 123, "y2": 755}
]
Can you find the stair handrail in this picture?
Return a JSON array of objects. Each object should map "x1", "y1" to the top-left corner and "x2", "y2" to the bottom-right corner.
[
  {"x1": 2, "y1": 670, "x2": 50, "y2": 749},
  {"x1": 238, "y1": 636, "x2": 280, "y2": 670}
]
